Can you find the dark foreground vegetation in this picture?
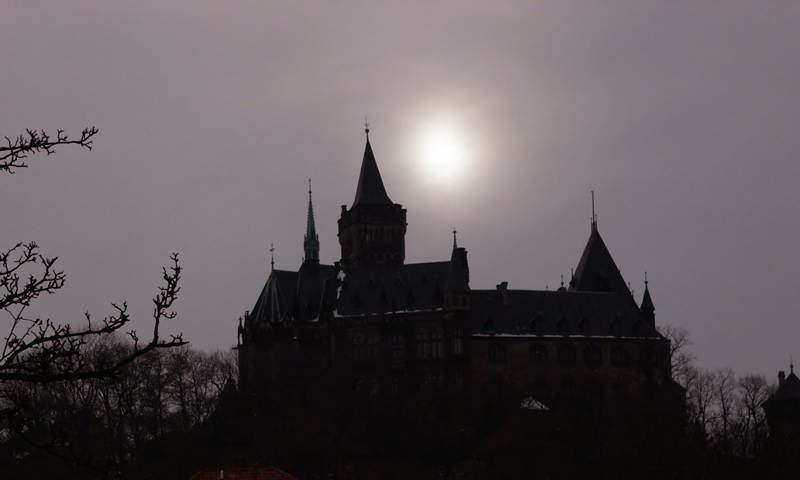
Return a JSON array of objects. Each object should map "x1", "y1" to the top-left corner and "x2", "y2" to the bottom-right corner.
[{"x1": 0, "y1": 340, "x2": 237, "y2": 478}]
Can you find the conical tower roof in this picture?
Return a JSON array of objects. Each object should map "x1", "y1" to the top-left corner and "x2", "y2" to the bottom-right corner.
[
  {"x1": 641, "y1": 280, "x2": 655, "y2": 312},
  {"x1": 569, "y1": 225, "x2": 636, "y2": 307},
  {"x1": 352, "y1": 139, "x2": 393, "y2": 207}
]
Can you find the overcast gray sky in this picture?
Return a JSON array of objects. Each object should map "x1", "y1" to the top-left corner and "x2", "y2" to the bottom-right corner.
[{"x1": 2, "y1": 2, "x2": 799, "y2": 377}]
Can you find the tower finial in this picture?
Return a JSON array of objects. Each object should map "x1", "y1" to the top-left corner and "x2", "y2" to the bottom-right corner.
[
  {"x1": 644, "y1": 271, "x2": 649, "y2": 286},
  {"x1": 309, "y1": 178, "x2": 312, "y2": 195},
  {"x1": 792, "y1": 355, "x2": 794, "y2": 374},
  {"x1": 364, "y1": 116, "x2": 370, "y2": 140},
  {"x1": 591, "y1": 191, "x2": 597, "y2": 232},
  {"x1": 453, "y1": 229, "x2": 458, "y2": 248},
  {"x1": 270, "y1": 243, "x2": 275, "y2": 271}
]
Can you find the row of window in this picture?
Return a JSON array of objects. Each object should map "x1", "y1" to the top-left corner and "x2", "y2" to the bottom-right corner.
[
  {"x1": 488, "y1": 344, "x2": 632, "y2": 367},
  {"x1": 486, "y1": 316, "x2": 646, "y2": 335},
  {"x1": 353, "y1": 371, "x2": 464, "y2": 395},
  {"x1": 351, "y1": 327, "x2": 464, "y2": 362}
]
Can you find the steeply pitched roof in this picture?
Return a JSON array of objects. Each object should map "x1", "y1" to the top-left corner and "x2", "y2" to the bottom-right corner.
[
  {"x1": 249, "y1": 269, "x2": 296, "y2": 325},
  {"x1": 352, "y1": 139, "x2": 393, "y2": 207},
  {"x1": 569, "y1": 226, "x2": 637, "y2": 308},
  {"x1": 640, "y1": 282, "x2": 655, "y2": 312},
  {"x1": 764, "y1": 372, "x2": 800, "y2": 404},
  {"x1": 469, "y1": 289, "x2": 661, "y2": 339},
  {"x1": 445, "y1": 247, "x2": 470, "y2": 293},
  {"x1": 334, "y1": 261, "x2": 450, "y2": 316}
]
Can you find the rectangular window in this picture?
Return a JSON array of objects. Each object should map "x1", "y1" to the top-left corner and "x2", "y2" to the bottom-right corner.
[
  {"x1": 390, "y1": 334, "x2": 404, "y2": 360},
  {"x1": 453, "y1": 327, "x2": 463, "y2": 355},
  {"x1": 416, "y1": 331, "x2": 429, "y2": 359},
  {"x1": 431, "y1": 329, "x2": 444, "y2": 358}
]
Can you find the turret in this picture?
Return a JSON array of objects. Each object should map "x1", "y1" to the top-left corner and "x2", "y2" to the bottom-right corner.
[
  {"x1": 338, "y1": 126, "x2": 407, "y2": 268},
  {"x1": 444, "y1": 230, "x2": 470, "y2": 311}
]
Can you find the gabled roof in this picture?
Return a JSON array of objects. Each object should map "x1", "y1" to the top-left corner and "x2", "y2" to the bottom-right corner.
[
  {"x1": 352, "y1": 139, "x2": 393, "y2": 207},
  {"x1": 764, "y1": 372, "x2": 800, "y2": 404},
  {"x1": 569, "y1": 226, "x2": 637, "y2": 308}
]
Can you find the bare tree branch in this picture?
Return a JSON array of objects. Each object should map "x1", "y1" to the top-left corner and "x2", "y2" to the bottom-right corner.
[
  {"x1": 0, "y1": 127, "x2": 98, "y2": 173},
  {"x1": 1, "y1": 128, "x2": 185, "y2": 384}
]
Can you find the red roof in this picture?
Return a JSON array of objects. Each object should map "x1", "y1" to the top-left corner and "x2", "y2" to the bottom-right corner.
[{"x1": 188, "y1": 467, "x2": 297, "y2": 480}]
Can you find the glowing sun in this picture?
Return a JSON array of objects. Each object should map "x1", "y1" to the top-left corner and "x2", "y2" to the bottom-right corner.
[{"x1": 412, "y1": 116, "x2": 476, "y2": 190}]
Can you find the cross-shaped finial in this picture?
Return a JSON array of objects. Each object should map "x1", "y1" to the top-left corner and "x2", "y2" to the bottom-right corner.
[
  {"x1": 270, "y1": 243, "x2": 275, "y2": 271},
  {"x1": 644, "y1": 271, "x2": 649, "y2": 286},
  {"x1": 364, "y1": 116, "x2": 370, "y2": 139},
  {"x1": 453, "y1": 229, "x2": 458, "y2": 248}
]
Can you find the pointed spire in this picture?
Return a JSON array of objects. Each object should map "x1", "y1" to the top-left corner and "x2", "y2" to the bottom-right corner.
[
  {"x1": 352, "y1": 127, "x2": 393, "y2": 207},
  {"x1": 304, "y1": 179, "x2": 320, "y2": 262},
  {"x1": 453, "y1": 229, "x2": 458, "y2": 248},
  {"x1": 641, "y1": 272, "x2": 655, "y2": 312}
]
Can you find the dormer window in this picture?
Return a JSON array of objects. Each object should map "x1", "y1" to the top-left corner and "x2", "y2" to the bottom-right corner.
[{"x1": 557, "y1": 317, "x2": 569, "y2": 336}]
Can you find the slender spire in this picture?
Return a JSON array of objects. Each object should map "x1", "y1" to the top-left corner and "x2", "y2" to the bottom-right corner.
[
  {"x1": 453, "y1": 229, "x2": 458, "y2": 248},
  {"x1": 591, "y1": 191, "x2": 598, "y2": 232},
  {"x1": 364, "y1": 116, "x2": 370, "y2": 140},
  {"x1": 304, "y1": 179, "x2": 320, "y2": 262}
]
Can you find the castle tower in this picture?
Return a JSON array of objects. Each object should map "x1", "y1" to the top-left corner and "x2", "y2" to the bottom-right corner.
[{"x1": 338, "y1": 129, "x2": 407, "y2": 268}]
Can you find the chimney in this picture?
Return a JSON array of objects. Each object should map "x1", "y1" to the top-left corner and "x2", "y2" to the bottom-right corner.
[
  {"x1": 779, "y1": 371, "x2": 786, "y2": 387},
  {"x1": 496, "y1": 282, "x2": 509, "y2": 305}
]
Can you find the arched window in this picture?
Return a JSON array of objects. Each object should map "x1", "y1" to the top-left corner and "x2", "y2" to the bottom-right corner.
[
  {"x1": 610, "y1": 346, "x2": 629, "y2": 367},
  {"x1": 529, "y1": 344, "x2": 548, "y2": 365},
  {"x1": 582, "y1": 346, "x2": 602, "y2": 366},
  {"x1": 557, "y1": 345, "x2": 577, "y2": 366},
  {"x1": 488, "y1": 344, "x2": 508, "y2": 363}
]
